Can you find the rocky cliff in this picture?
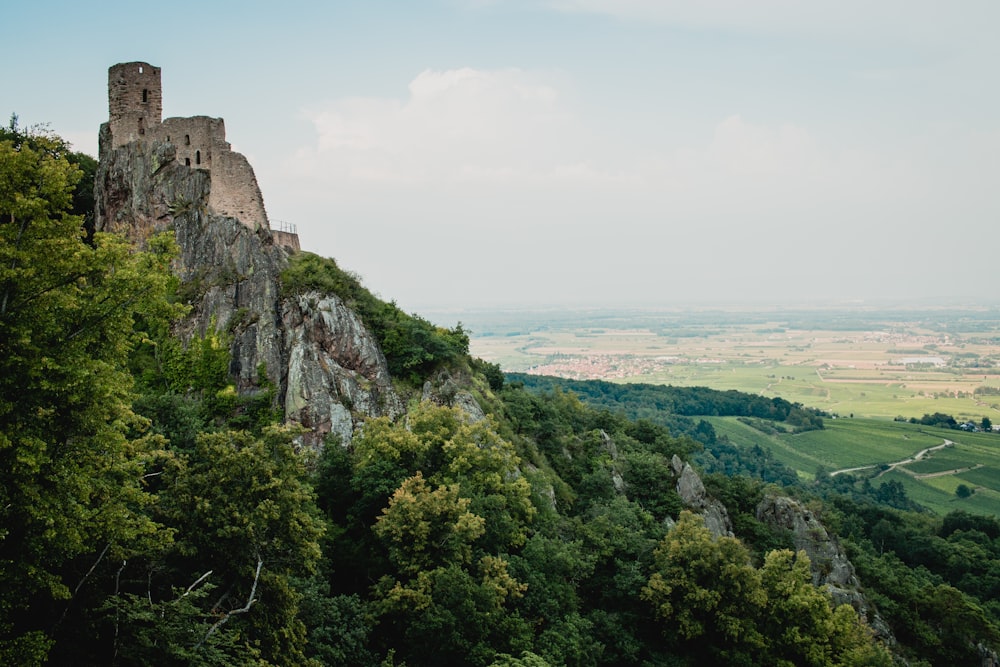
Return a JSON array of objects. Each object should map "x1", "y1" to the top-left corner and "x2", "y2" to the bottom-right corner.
[
  {"x1": 95, "y1": 128, "x2": 402, "y2": 446},
  {"x1": 670, "y1": 454, "x2": 734, "y2": 537},
  {"x1": 755, "y1": 494, "x2": 896, "y2": 644}
]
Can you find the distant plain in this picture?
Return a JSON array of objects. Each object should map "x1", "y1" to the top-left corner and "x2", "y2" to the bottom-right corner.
[
  {"x1": 462, "y1": 306, "x2": 1000, "y2": 515},
  {"x1": 464, "y1": 307, "x2": 1000, "y2": 422}
]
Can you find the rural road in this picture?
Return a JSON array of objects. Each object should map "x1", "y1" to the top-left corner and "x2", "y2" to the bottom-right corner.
[{"x1": 829, "y1": 439, "x2": 954, "y2": 478}]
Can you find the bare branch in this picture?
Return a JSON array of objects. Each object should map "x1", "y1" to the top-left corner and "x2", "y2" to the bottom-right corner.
[
  {"x1": 196, "y1": 558, "x2": 263, "y2": 649},
  {"x1": 181, "y1": 570, "x2": 213, "y2": 598},
  {"x1": 112, "y1": 560, "x2": 127, "y2": 665},
  {"x1": 55, "y1": 542, "x2": 110, "y2": 629}
]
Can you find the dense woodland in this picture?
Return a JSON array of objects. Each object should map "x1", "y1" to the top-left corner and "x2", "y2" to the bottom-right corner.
[{"x1": 2, "y1": 122, "x2": 999, "y2": 665}]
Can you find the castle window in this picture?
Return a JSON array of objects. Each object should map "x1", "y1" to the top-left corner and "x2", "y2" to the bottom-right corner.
[
  {"x1": 185, "y1": 158, "x2": 191, "y2": 166},
  {"x1": 195, "y1": 150, "x2": 201, "y2": 165},
  {"x1": 138, "y1": 117, "x2": 144, "y2": 135},
  {"x1": 138, "y1": 65, "x2": 143, "y2": 74},
  {"x1": 142, "y1": 89, "x2": 148, "y2": 103},
  {"x1": 185, "y1": 135, "x2": 190, "y2": 145}
]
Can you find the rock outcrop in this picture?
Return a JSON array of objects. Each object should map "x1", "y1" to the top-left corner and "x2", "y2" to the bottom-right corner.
[
  {"x1": 755, "y1": 494, "x2": 895, "y2": 644},
  {"x1": 755, "y1": 495, "x2": 857, "y2": 591},
  {"x1": 671, "y1": 455, "x2": 734, "y2": 538},
  {"x1": 96, "y1": 125, "x2": 402, "y2": 447},
  {"x1": 283, "y1": 292, "x2": 403, "y2": 444},
  {"x1": 421, "y1": 369, "x2": 487, "y2": 422}
]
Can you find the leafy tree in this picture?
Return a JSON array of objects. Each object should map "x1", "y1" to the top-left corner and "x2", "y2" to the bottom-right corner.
[
  {"x1": 758, "y1": 550, "x2": 891, "y2": 666},
  {"x1": 374, "y1": 473, "x2": 486, "y2": 575},
  {"x1": 642, "y1": 511, "x2": 765, "y2": 662},
  {"x1": 0, "y1": 114, "x2": 96, "y2": 227},
  {"x1": 104, "y1": 580, "x2": 264, "y2": 666},
  {"x1": 371, "y1": 473, "x2": 529, "y2": 665},
  {"x1": 352, "y1": 405, "x2": 536, "y2": 665},
  {"x1": 149, "y1": 426, "x2": 325, "y2": 664},
  {"x1": 642, "y1": 513, "x2": 890, "y2": 666},
  {"x1": 0, "y1": 130, "x2": 178, "y2": 663},
  {"x1": 918, "y1": 412, "x2": 958, "y2": 428},
  {"x1": 490, "y1": 651, "x2": 553, "y2": 667}
]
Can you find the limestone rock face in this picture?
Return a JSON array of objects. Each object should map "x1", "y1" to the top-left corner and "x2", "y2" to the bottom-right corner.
[
  {"x1": 755, "y1": 495, "x2": 856, "y2": 589},
  {"x1": 599, "y1": 430, "x2": 627, "y2": 495},
  {"x1": 422, "y1": 369, "x2": 487, "y2": 422},
  {"x1": 96, "y1": 131, "x2": 402, "y2": 447},
  {"x1": 979, "y1": 642, "x2": 1000, "y2": 667},
  {"x1": 755, "y1": 494, "x2": 896, "y2": 645},
  {"x1": 670, "y1": 455, "x2": 734, "y2": 538},
  {"x1": 283, "y1": 293, "x2": 403, "y2": 445}
]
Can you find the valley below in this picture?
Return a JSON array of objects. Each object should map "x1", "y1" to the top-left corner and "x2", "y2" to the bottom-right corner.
[{"x1": 461, "y1": 305, "x2": 1000, "y2": 422}]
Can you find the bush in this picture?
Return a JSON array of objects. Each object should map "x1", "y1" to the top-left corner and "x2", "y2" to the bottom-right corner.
[{"x1": 281, "y1": 252, "x2": 468, "y2": 384}]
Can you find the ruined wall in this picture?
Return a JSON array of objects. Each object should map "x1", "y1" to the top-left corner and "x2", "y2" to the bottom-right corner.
[
  {"x1": 160, "y1": 116, "x2": 225, "y2": 170},
  {"x1": 272, "y1": 229, "x2": 301, "y2": 252},
  {"x1": 157, "y1": 116, "x2": 269, "y2": 229},
  {"x1": 210, "y1": 149, "x2": 270, "y2": 230},
  {"x1": 104, "y1": 61, "x2": 280, "y2": 235}
]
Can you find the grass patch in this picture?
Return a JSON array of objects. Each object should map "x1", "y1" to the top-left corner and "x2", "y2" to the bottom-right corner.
[
  {"x1": 705, "y1": 416, "x2": 1000, "y2": 517},
  {"x1": 956, "y1": 466, "x2": 1000, "y2": 491}
]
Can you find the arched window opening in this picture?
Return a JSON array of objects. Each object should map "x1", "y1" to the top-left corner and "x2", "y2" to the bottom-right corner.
[
  {"x1": 142, "y1": 89, "x2": 148, "y2": 103},
  {"x1": 185, "y1": 135, "x2": 190, "y2": 145},
  {"x1": 195, "y1": 150, "x2": 201, "y2": 165}
]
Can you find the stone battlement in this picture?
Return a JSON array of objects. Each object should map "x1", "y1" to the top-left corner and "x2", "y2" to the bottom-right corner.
[{"x1": 104, "y1": 61, "x2": 291, "y2": 240}]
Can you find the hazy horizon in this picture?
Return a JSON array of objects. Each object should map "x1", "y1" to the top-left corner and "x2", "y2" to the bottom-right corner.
[{"x1": 5, "y1": 1, "x2": 999, "y2": 313}]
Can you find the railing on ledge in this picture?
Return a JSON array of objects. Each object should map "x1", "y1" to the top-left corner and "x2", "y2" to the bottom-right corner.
[{"x1": 272, "y1": 219, "x2": 297, "y2": 235}]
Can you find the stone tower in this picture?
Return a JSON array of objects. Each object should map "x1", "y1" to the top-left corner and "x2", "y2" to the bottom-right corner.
[
  {"x1": 101, "y1": 61, "x2": 307, "y2": 243},
  {"x1": 107, "y1": 62, "x2": 162, "y2": 148}
]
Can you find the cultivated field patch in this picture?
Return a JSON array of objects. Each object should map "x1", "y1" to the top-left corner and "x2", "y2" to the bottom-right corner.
[{"x1": 467, "y1": 307, "x2": 1000, "y2": 421}]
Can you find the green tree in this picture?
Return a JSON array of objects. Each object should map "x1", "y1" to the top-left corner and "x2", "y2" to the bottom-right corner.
[
  {"x1": 1, "y1": 115, "x2": 98, "y2": 232},
  {"x1": 372, "y1": 477, "x2": 529, "y2": 666},
  {"x1": 153, "y1": 427, "x2": 324, "y2": 664},
  {"x1": 490, "y1": 651, "x2": 553, "y2": 667},
  {"x1": 358, "y1": 405, "x2": 536, "y2": 665},
  {"x1": 758, "y1": 549, "x2": 891, "y2": 667},
  {"x1": 642, "y1": 511, "x2": 766, "y2": 662},
  {"x1": 374, "y1": 473, "x2": 486, "y2": 575},
  {"x1": 0, "y1": 131, "x2": 179, "y2": 663}
]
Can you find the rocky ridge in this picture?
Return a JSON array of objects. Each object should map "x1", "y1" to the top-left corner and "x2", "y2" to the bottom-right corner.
[{"x1": 95, "y1": 129, "x2": 402, "y2": 446}]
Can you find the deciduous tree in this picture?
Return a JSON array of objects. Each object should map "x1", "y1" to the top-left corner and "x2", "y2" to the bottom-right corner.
[{"x1": 0, "y1": 131, "x2": 178, "y2": 663}]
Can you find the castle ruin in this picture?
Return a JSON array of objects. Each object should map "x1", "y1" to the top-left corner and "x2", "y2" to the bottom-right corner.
[{"x1": 104, "y1": 61, "x2": 299, "y2": 251}]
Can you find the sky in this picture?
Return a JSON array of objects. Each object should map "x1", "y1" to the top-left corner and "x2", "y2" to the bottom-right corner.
[{"x1": 3, "y1": 1, "x2": 999, "y2": 314}]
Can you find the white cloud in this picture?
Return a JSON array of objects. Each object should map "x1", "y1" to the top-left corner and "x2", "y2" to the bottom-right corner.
[
  {"x1": 279, "y1": 66, "x2": 999, "y2": 308},
  {"x1": 295, "y1": 67, "x2": 605, "y2": 187},
  {"x1": 289, "y1": 66, "x2": 958, "y2": 227}
]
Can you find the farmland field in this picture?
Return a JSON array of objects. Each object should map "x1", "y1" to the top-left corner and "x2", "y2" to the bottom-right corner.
[
  {"x1": 457, "y1": 305, "x2": 1000, "y2": 516},
  {"x1": 461, "y1": 306, "x2": 1000, "y2": 422},
  {"x1": 705, "y1": 416, "x2": 1000, "y2": 516}
]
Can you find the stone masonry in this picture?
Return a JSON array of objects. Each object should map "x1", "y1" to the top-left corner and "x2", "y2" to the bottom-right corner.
[{"x1": 104, "y1": 61, "x2": 297, "y2": 248}]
